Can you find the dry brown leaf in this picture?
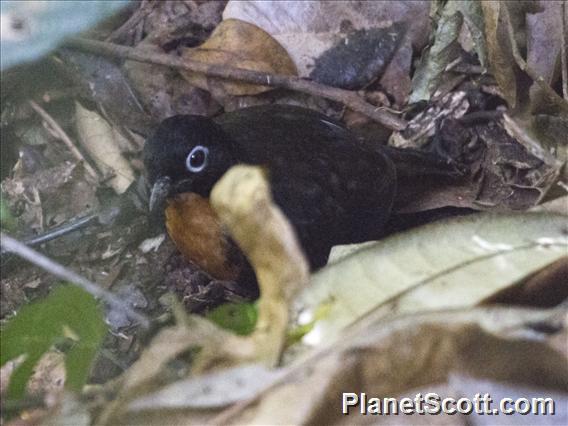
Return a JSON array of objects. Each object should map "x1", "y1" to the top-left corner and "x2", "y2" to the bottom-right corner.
[
  {"x1": 229, "y1": 306, "x2": 567, "y2": 424},
  {"x1": 483, "y1": 256, "x2": 568, "y2": 308},
  {"x1": 223, "y1": 0, "x2": 430, "y2": 79},
  {"x1": 75, "y1": 102, "x2": 135, "y2": 194},
  {"x1": 211, "y1": 165, "x2": 309, "y2": 366},
  {"x1": 481, "y1": 1, "x2": 521, "y2": 108},
  {"x1": 123, "y1": 42, "x2": 221, "y2": 122},
  {"x1": 0, "y1": 162, "x2": 98, "y2": 232},
  {"x1": 180, "y1": 19, "x2": 297, "y2": 97},
  {"x1": 526, "y1": 1, "x2": 564, "y2": 86}
]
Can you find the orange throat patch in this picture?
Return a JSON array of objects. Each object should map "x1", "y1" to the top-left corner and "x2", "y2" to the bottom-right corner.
[{"x1": 164, "y1": 192, "x2": 241, "y2": 281}]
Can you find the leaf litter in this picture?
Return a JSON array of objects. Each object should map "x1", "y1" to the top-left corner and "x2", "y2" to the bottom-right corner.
[{"x1": 1, "y1": 0, "x2": 567, "y2": 424}]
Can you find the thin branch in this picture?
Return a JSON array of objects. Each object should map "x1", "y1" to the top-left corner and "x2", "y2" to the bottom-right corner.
[
  {"x1": 0, "y1": 233, "x2": 150, "y2": 329},
  {"x1": 28, "y1": 100, "x2": 100, "y2": 180},
  {"x1": 105, "y1": 0, "x2": 156, "y2": 43},
  {"x1": 562, "y1": 1, "x2": 568, "y2": 100},
  {"x1": 20, "y1": 214, "x2": 98, "y2": 249},
  {"x1": 64, "y1": 37, "x2": 408, "y2": 132}
]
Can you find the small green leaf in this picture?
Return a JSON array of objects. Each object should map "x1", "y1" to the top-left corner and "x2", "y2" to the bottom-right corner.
[
  {"x1": 0, "y1": 195, "x2": 17, "y2": 231},
  {"x1": 206, "y1": 302, "x2": 258, "y2": 336},
  {"x1": 0, "y1": 285, "x2": 106, "y2": 398}
]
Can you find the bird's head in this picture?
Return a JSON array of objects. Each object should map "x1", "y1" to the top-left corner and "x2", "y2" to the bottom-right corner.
[{"x1": 143, "y1": 115, "x2": 236, "y2": 218}]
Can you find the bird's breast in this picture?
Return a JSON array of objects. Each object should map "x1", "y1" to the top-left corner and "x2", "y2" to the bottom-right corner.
[{"x1": 164, "y1": 193, "x2": 241, "y2": 281}]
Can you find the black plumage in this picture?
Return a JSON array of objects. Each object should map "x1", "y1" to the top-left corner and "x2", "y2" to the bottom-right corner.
[{"x1": 144, "y1": 104, "x2": 396, "y2": 270}]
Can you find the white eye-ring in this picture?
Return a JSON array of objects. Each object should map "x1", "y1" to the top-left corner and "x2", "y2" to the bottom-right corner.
[{"x1": 186, "y1": 145, "x2": 209, "y2": 173}]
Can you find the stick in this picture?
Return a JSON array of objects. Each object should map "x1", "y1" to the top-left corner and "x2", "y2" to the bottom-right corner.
[
  {"x1": 562, "y1": 1, "x2": 568, "y2": 100},
  {"x1": 64, "y1": 37, "x2": 408, "y2": 131},
  {"x1": 1, "y1": 233, "x2": 150, "y2": 328},
  {"x1": 28, "y1": 101, "x2": 100, "y2": 180}
]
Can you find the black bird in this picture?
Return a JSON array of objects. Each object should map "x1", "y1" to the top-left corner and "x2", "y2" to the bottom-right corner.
[{"x1": 144, "y1": 104, "x2": 396, "y2": 285}]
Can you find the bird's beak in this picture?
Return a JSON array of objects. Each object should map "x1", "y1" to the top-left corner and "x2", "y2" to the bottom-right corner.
[{"x1": 148, "y1": 176, "x2": 172, "y2": 216}]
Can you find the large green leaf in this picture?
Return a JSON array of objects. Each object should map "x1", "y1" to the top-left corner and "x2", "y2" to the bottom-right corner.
[
  {"x1": 0, "y1": 285, "x2": 106, "y2": 399},
  {"x1": 294, "y1": 213, "x2": 568, "y2": 346}
]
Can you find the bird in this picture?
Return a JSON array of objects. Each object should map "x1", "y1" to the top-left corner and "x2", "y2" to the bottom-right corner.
[{"x1": 144, "y1": 104, "x2": 397, "y2": 289}]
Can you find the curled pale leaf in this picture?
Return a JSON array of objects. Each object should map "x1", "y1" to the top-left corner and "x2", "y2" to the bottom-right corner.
[
  {"x1": 75, "y1": 102, "x2": 135, "y2": 194},
  {"x1": 211, "y1": 165, "x2": 309, "y2": 365}
]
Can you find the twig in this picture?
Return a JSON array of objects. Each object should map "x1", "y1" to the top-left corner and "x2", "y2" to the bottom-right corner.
[
  {"x1": 0, "y1": 233, "x2": 150, "y2": 328},
  {"x1": 449, "y1": 63, "x2": 485, "y2": 75},
  {"x1": 20, "y1": 214, "x2": 98, "y2": 249},
  {"x1": 64, "y1": 37, "x2": 408, "y2": 131},
  {"x1": 28, "y1": 100, "x2": 100, "y2": 180},
  {"x1": 105, "y1": 0, "x2": 156, "y2": 43},
  {"x1": 562, "y1": 1, "x2": 568, "y2": 100}
]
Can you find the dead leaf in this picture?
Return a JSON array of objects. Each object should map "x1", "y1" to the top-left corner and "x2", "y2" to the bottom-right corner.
[
  {"x1": 308, "y1": 24, "x2": 406, "y2": 90},
  {"x1": 223, "y1": 1, "x2": 430, "y2": 79},
  {"x1": 481, "y1": 1, "x2": 524, "y2": 109},
  {"x1": 127, "y1": 364, "x2": 284, "y2": 411},
  {"x1": 230, "y1": 305, "x2": 567, "y2": 425},
  {"x1": 75, "y1": 102, "x2": 135, "y2": 194},
  {"x1": 530, "y1": 196, "x2": 568, "y2": 215},
  {"x1": 123, "y1": 42, "x2": 221, "y2": 122},
  {"x1": 96, "y1": 316, "x2": 244, "y2": 426},
  {"x1": 526, "y1": 1, "x2": 563, "y2": 86},
  {"x1": 56, "y1": 48, "x2": 152, "y2": 136},
  {"x1": 481, "y1": 1, "x2": 567, "y2": 115},
  {"x1": 1, "y1": 162, "x2": 98, "y2": 232},
  {"x1": 211, "y1": 165, "x2": 309, "y2": 366},
  {"x1": 294, "y1": 213, "x2": 568, "y2": 347},
  {"x1": 409, "y1": 0, "x2": 466, "y2": 103},
  {"x1": 390, "y1": 91, "x2": 469, "y2": 148},
  {"x1": 379, "y1": 34, "x2": 413, "y2": 107},
  {"x1": 180, "y1": 19, "x2": 297, "y2": 97},
  {"x1": 483, "y1": 256, "x2": 568, "y2": 308}
]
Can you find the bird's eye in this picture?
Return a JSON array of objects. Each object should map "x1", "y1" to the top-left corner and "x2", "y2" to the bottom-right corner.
[{"x1": 186, "y1": 145, "x2": 209, "y2": 173}]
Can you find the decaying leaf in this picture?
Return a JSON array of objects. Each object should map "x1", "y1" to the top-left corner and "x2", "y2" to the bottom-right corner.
[
  {"x1": 127, "y1": 364, "x2": 284, "y2": 411},
  {"x1": 391, "y1": 91, "x2": 469, "y2": 148},
  {"x1": 481, "y1": 1, "x2": 567, "y2": 115},
  {"x1": 308, "y1": 24, "x2": 406, "y2": 90},
  {"x1": 484, "y1": 257, "x2": 568, "y2": 308},
  {"x1": 294, "y1": 213, "x2": 567, "y2": 347},
  {"x1": 223, "y1": 0, "x2": 430, "y2": 79},
  {"x1": 211, "y1": 165, "x2": 309, "y2": 365},
  {"x1": 1, "y1": 161, "x2": 98, "y2": 232},
  {"x1": 56, "y1": 48, "x2": 152, "y2": 136},
  {"x1": 180, "y1": 19, "x2": 297, "y2": 97},
  {"x1": 526, "y1": 1, "x2": 563, "y2": 86},
  {"x1": 409, "y1": 0, "x2": 466, "y2": 103},
  {"x1": 481, "y1": 1, "x2": 523, "y2": 109},
  {"x1": 503, "y1": 113, "x2": 567, "y2": 167},
  {"x1": 75, "y1": 102, "x2": 135, "y2": 194},
  {"x1": 231, "y1": 305, "x2": 567, "y2": 424},
  {"x1": 123, "y1": 41, "x2": 221, "y2": 122}
]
